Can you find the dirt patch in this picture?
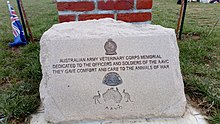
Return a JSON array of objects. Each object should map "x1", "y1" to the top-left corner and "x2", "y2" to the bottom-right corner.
[
  {"x1": 0, "y1": 77, "x2": 12, "y2": 90},
  {"x1": 192, "y1": 35, "x2": 201, "y2": 40},
  {"x1": 178, "y1": 33, "x2": 201, "y2": 40},
  {"x1": 187, "y1": 94, "x2": 216, "y2": 118}
]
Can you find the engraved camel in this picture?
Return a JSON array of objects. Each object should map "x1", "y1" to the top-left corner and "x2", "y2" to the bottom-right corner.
[
  {"x1": 123, "y1": 89, "x2": 133, "y2": 102},
  {"x1": 93, "y1": 91, "x2": 101, "y2": 104}
]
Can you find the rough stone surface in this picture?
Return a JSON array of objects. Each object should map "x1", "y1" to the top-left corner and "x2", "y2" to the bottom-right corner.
[
  {"x1": 40, "y1": 18, "x2": 186, "y2": 123},
  {"x1": 30, "y1": 104, "x2": 208, "y2": 124}
]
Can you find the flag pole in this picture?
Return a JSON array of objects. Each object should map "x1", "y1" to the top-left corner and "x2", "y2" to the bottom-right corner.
[
  {"x1": 176, "y1": 0, "x2": 184, "y2": 35},
  {"x1": 7, "y1": 1, "x2": 11, "y2": 12},
  {"x1": 19, "y1": 0, "x2": 34, "y2": 43},
  {"x1": 179, "y1": 0, "x2": 188, "y2": 40},
  {"x1": 16, "y1": 0, "x2": 28, "y2": 41},
  {"x1": 7, "y1": 0, "x2": 27, "y2": 48}
]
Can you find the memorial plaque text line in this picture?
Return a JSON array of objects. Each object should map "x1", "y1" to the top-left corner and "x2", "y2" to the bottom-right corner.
[{"x1": 52, "y1": 55, "x2": 170, "y2": 74}]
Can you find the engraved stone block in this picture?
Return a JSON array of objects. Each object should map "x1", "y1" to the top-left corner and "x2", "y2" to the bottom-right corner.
[{"x1": 40, "y1": 18, "x2": 186, "y2": 123}]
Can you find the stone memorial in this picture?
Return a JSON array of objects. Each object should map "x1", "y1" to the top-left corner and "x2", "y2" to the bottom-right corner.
[{"x1": 40, "y1": 18, "x2": 186, "y2": 123}]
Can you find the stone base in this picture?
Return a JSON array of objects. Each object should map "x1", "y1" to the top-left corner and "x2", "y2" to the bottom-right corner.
[{"x1": 30, "y1": 104, "x2": 208, "y2": 124}]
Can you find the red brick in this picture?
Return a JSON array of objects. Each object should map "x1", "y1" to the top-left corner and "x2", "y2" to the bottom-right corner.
[
  {"x1": 115, "y1": 0, "x2": 134, "y2": 10},
  {"x1": 136, "y1": 0, "x2": 153, "y2": 9},
  {"x1": 79, "y1": 14, "x2": 114, "y2": 21},
  {"x1": 57, "y1": 2, "x2": 95, "y2": 11},
  {"x1": 59, "y1": 15, "x2": 75, "y2": 23},
  {"x1": 98, "y1": 0, "x2": 114, "y2": 10},
  {"x1": 117, "y1": 12, "x2": 151, "y2": 22},
  {"x1": 98, "y1": 0, "x2": 134, "y2": 10}
]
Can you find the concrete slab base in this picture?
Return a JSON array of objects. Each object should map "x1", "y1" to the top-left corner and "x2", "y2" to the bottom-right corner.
[{"x1": 30, "y1": 104, "x2": 209, "y2": 124}]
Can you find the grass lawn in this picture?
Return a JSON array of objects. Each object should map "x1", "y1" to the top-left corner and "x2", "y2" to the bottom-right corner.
[{"x1": 0, "y1": 0, "x2": 219, "y2": 123}]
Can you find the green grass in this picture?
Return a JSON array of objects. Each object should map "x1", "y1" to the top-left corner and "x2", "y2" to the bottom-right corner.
[
  {"x1": 0, "y1": 43, "x2": 42, "y2": 123},
  {"x1": 0, "y1": 0, "x2": 220, "y2": 123},
  {"x1": 0, "y1": 0, "x2": 57, "y2": 123},
  {"x1": 153, "y1": 0, "x2": 220, "y2": 123},
  {"x1": 0, "y1": 0, "x2": 57, "y2": 42}
]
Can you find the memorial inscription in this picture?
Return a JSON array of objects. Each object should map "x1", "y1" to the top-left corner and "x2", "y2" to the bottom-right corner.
[{"x1": 52, "y1": 55, "x2": 169, "y2": 74}]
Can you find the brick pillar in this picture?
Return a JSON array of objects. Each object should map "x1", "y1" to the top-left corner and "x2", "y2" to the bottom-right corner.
[{"x1": 56, "y1": 0, "x2": 152, "y2": 23}]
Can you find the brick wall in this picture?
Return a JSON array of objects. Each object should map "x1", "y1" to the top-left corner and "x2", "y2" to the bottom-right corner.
[{"x1": 57, "y1": 0, "x2": 152, "y2": 23}]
